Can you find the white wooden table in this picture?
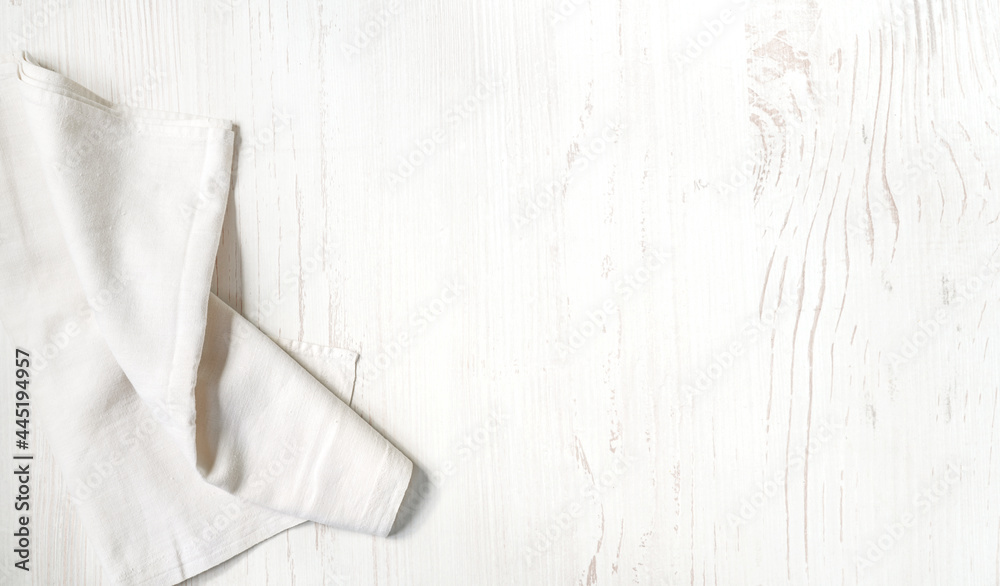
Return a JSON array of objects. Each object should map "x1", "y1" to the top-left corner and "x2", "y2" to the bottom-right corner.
[{"x1": 2, "y1": 0, "x2": 999, "y2": 583}]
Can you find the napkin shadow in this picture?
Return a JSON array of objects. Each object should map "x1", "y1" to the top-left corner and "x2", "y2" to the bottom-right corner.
[
  {"x1": 213, "y1": 123, "x2": 245, "y2": 305},
  {"x1": 218, "y1": 124, "x2": 430, "y2": 538}
]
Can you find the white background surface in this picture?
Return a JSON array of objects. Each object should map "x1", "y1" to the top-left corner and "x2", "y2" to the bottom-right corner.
[{"x1": 2, "y1": 0, "x2": 1000, "y2": 584}]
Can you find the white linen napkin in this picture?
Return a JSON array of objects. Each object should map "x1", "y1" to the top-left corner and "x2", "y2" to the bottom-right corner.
[{"x1": 0, "y1": 52, "x2": 412, "y2": 585}]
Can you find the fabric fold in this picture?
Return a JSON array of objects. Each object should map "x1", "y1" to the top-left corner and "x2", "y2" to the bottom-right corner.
[
  {"x1": 16, "y1": 52, "x2": 233, "y2": 461},
  {"x1": 0, "y1": 53, "x2": 411, "y2": 584}
]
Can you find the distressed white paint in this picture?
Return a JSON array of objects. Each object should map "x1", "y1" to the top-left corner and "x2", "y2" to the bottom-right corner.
[{"x1": 1, "y1": 0, "x2": 999, "y2": 583}]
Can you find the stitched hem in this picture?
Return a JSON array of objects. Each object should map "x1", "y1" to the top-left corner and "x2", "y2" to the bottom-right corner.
[{"x1": 112, "y1": 517, "x2": 303, "y2": 586}]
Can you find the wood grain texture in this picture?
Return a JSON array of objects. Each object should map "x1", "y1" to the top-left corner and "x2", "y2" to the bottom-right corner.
[{"x1": 1, "y1": 0, "x2": 998, "y2": 584}]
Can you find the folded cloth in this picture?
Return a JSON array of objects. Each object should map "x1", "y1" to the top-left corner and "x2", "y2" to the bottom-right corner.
[{"x1": 0, "y1": 53, "x2": 412, "y2": 585}]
